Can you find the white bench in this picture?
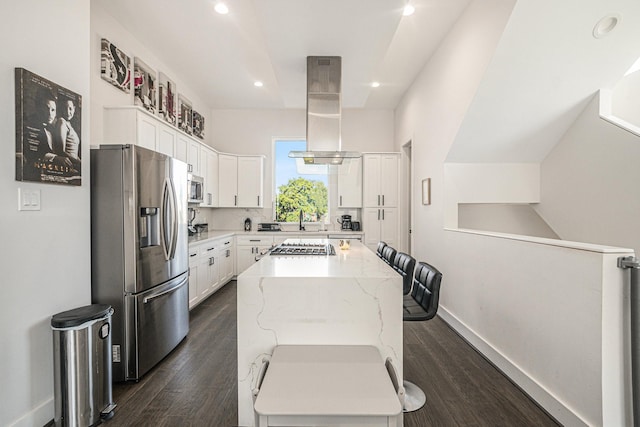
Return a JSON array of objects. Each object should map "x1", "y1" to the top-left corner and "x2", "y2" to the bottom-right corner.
[{"x1": 253, "y1": 345, "x2": 404, "y2": 427}]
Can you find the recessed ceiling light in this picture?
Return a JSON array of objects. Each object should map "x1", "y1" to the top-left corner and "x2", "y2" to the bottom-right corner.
[
  {"x1": 254, "y1": 81, "x2": 264, "y2": 87},
  {"x1": 371, "y1": 82, "x2": 381, "y2": 88},
  {"x1": 593, "y1": 14, "x2": 620, "y2": 39},
  {"x1": 403, "y1": 4, "x2": 415, "y2": 16},
  {"x1": 214, "y1": 2, "x2": 229, "y2": 14}
]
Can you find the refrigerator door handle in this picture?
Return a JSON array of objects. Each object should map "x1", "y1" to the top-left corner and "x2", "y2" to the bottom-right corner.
[
  {"x1": 161, "y1": 178, "x2": 178, "y2": 261},
  {"x1": 143, "y1": 275, "x2": 188, "y2": 304}
]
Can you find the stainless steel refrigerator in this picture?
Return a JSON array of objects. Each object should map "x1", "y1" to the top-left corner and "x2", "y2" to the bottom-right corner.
[{"x1": 90, "y1": 144, "x2": 189, "y2": 381}]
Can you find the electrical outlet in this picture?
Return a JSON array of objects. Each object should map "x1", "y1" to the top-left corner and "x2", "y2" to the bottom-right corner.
[{"x1": 18, "y1": 188, "x2": 41, "y2": 211}]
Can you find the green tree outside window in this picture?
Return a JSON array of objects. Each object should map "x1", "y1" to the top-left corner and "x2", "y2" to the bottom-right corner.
[{"x1": 275, "y1": 177, "x2": 328, "y2": 222}]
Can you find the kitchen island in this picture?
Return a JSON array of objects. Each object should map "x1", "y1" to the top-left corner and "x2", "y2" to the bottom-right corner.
[{"x1": 237, "y1": 239, "x2": 403, "y2": 427}]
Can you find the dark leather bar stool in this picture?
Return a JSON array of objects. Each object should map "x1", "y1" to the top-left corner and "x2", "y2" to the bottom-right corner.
[
  {"x1": 381, "y1": 246, "x2": 397, "y2": 267},
  {"x1": 392, "y1": 252, "x2": 416, "y2": 295},
  {"x1": 402, "y1": 261, "x2": 443, "y2": 412},
  {"x1": 376, "y1": 241, "x2": 387, "y2": 258}
]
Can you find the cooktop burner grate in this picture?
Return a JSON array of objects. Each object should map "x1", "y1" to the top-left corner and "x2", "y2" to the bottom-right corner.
[{"x1": 270, "y1": 243, "x2": 336, "y2": 256}]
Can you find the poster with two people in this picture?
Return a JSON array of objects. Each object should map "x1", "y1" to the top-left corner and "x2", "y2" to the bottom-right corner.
[{"x1": 15, "y1": 68, "x2": 82, "y2": 186}]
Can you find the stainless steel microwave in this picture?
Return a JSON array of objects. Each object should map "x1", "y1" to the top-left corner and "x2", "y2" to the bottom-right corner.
[{"x1": 187, "y1": 173, "x2": 204, "y2": 204}]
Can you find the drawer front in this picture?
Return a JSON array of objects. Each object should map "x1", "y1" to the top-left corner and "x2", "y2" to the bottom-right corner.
[{"x1": 236, "y1": 235, "x2": 273, "y2": 246}]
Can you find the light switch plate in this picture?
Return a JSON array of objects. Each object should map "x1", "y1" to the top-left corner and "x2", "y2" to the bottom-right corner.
[{"x1": 18, "y1": 188, "x2": 41, "y2": 211}]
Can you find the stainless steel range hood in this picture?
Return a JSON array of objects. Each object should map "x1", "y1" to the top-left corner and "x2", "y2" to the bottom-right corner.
[{"x1": 289, "y1": 56, "x2": 360, "y2": 166}]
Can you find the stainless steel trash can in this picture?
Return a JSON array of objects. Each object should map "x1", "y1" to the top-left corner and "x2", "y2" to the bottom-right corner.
[{"x1": 51, "y1": 304, "x2": 116, "y2": 426}]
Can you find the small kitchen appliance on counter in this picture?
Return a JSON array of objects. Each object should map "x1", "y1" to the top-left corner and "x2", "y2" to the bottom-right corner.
[
  {"x1": 337, "y1": 214, "x2": 353, "y2": 230},
  {"x1": 244, "y1": 218, "x2": 252, "y2": 231},
  {"x1": 258, "y1": 223, "x2": 281, "y2": 232}
]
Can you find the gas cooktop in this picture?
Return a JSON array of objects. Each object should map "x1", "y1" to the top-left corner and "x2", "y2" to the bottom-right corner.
[{"x1": 269, "y1": 242, "x2": 336, "y2": 256}]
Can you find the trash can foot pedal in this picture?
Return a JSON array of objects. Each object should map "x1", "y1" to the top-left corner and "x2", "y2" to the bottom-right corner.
[{"x1": 101, "y1": 403, "x2": 116, "y2": 420}]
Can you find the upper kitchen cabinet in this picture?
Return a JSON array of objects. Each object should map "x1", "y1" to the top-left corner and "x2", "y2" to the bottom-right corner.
[
  {"x1": 218, "y1": 154, "x2": 264, "y2": 208},
  {"x1": 187, "y1": 138, "x2": 201, "y2": 176},
  {"x1": 337, "y1": 157, "x2": 362, "y2": 208},
  {"x1": 363, "y1": 153, "x2": 400, "y2": 208},
  {"x1": 218, "y1": 154, "x2": 238, "y2": 207},
  {"x1": 237, "y1": 156, "x2": 264, "y2": 207},
  {"x1": 104, "y1": 106, "x2": 177, "y2": 156},
  {"x1": 200, "y1": 145, "x2": 218, "y2": 207}
]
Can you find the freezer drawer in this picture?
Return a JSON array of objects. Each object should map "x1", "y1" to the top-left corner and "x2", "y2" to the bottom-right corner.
[{"x1": 124, "y1": 272, "x2": 189, "y2": 380}]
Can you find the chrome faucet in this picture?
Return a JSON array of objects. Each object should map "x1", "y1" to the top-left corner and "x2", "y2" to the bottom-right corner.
[{"x1": 299, "y1": 209, "x2": 305, "y2": 231}]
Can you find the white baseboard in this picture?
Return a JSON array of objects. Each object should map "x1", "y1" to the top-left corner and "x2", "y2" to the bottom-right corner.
[
  {"x1": 438, "y1": 306, "x2": 588, "y2": 427},
  {"x1": 8, "y1": 397, "x2": 53, "y2": 427}
]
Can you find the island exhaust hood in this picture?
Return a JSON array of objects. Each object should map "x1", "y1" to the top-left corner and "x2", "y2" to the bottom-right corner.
[{"x1": 289, "y1": 56, "x2": 360, "y2": 166}]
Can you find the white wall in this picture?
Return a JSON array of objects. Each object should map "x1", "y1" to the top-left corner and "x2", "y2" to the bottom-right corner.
[
  {"x1": 91, "y1": 1, "x2": 213, "y2": 149},
  {"x1": 395, "y1": 0, "x2": 637, "y2": 423},
  {"x1": 207, "y1": 108, "x2": 394, "y2": 230},
  {"x1": 0, "y1": 2, "x2": 91, "y2": 426},
  {"x1": 537, "y1": 94, "x2": 640, "y2": 254},
  {"x1": 458, "y1": 203, "x2": 559, "y2": 239},
  {"x1": 443, "y1": 162, "x2": 540, "y2": 228},
  {"x1": 394, "y1": 0, "x2": 516, "y2": 261},
  {"x1": 612, "y1": 70, "x2": 640, "y2": 126}
]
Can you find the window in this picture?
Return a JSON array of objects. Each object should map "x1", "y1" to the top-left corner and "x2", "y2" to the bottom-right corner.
[{"x1": 273, "y1": 139, "x2": 328, "y2": 223}]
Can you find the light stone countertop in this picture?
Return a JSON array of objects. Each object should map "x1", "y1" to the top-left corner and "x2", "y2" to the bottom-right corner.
[{"x1": 188, "y1": 229, "x2": 364, "y2": 245}]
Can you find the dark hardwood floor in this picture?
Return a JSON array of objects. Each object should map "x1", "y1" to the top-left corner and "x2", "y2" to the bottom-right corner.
[{"x1": 108, "y1": 281, "x2": 560, "y2": 427}]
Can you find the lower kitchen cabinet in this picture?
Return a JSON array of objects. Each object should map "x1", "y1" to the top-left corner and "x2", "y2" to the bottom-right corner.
[
  {"x1": 188, "y1": 236, "x2": 235, "y2": 310},
  {"x1": 188, "y1": 246, "x2": 200, "y2": 308},
  {"x1": 217, "y1": 238, "x2": 235, "y2": 283},
  {"x1": 236, "y1": 235, "x2": 274, "y2": 274}
]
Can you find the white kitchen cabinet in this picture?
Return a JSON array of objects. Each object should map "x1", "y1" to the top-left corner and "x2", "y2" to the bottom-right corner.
[
  {"x1": 198, "y1": 241, "x2": 219, "y2": 302},
  {"x1": 362, "y1": 153, "x2": 400, "y2": 251},
  {"x1": 237, "y1": 156, "x2": 264, "y2": 207},
  {"x1": 363, "y1": 154, "x2": 399, "y2": 208},
  {"x1": 217, "y1": 238, "x2": 235, "y2": 284},
  {"x1": 363, "y1": 207, "x2": 399, "y2": 251},
  {"x1": 218, "y1": 154, "x2": 238, "y2": 207},
  {"x1": 174, "y1": 133, "x2": 188, "y2": 164},
  {"x1": 337, "y1": 157, "x2": 362, "y2": 208},
  {"x1": 218, "y1": 154, "x2": 264, "y2": 208},
  {"x1": 236, "y1": 235, "x2": 273, "y2": 274},
  {"x1": 188, "y1": 246, "x2": 201, "y2": 309},
  {"x1": 187, "y1": 138, "x2": 201, "y2": 176},
  {"x1": 104, "y1": 106, "x2": 172, "y2": 153},
  {"x1": 200, "y1": 146, "x2": 218, "y2": 207},
  {"x1": 156, "y1": 122, "x2": 176, "y2": 158}
]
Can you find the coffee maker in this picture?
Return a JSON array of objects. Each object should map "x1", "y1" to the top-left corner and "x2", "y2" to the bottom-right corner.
[{"x1": 337, "y1": 215, "x2": 352, "y2": 230}]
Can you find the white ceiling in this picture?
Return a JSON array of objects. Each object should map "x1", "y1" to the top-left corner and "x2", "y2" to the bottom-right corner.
[
  {"x1": 95, "y1": 0, "x2": 471, "y2": 109},
  {"x1": 447, "y1": 0, "x2": 640, "y2": 162}
]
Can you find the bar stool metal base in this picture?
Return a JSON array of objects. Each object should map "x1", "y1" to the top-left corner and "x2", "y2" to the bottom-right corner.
[{"x1": 402, "y1": 380, "x2": 426, "y2": 412}]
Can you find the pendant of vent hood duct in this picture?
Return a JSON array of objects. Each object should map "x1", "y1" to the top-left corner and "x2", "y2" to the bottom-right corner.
[{"x1": 289, "y1": 56, "x2": 360, "y2": 170}]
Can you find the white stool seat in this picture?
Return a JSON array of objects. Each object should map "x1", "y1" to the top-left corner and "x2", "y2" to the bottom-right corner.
[{"x1": 253, "y1": 345, "x2": 403, "y2": 427}]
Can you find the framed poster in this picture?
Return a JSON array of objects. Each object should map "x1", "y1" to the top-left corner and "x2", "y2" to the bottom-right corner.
[
  {"x1": 100, "y1": 38, "x2": 130, "y2": 93},
  {"x1": 192, "y1": 110, "x2": 205, "y2": 139},
  {"x1": 178, "y1": 95, "x2": 193, "y2": 135},
  {"x1": 158, "y1": 72, "x2": 176, "y2": 125},
  {"x1": 133, "y1": 57, "x2": 157, "y2": 114},
  {"x1": 15, "y1": 68, "x2": 82, "y2": 186}
]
